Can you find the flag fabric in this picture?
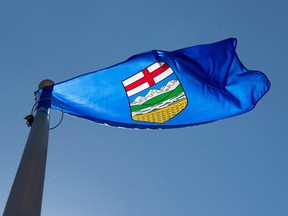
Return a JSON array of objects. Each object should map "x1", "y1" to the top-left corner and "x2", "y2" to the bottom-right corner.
[{"x1": 38, "y1": 38, "x2": 270, "y2": 129}]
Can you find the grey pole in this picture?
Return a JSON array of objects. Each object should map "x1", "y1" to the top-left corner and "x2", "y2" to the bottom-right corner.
[{"x1": 3, "y1": 80, "x2": 54, "y2": 216}]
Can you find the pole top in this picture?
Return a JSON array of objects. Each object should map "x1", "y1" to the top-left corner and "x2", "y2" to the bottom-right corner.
[{"x1": 38, "y1": 79, "x2": 55, "y2": 90}]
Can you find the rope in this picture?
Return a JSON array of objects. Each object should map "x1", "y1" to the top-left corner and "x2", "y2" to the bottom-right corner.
[{"x1": 30, "y1": 98, "x2": 64, "y2": 130}]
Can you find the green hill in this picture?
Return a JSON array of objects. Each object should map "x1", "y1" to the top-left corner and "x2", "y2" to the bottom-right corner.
[{"x1": 131, "y1": 85, "x2": 184, "y2": 112}]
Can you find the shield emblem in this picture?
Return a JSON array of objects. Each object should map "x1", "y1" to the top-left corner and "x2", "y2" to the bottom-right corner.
[{"x1": 122, "y1": 62, "x2": 188, "y2": 123}]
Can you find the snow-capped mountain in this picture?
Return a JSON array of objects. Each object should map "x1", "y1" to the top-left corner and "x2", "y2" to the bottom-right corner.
[{"x1": 130, "y1": 80, "x2": 180, "y2": 106}]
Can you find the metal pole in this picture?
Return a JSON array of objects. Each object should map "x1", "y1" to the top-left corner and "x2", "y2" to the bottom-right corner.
[{"x1": 3, "y1": 80, "x2": 54, "y2": 216}]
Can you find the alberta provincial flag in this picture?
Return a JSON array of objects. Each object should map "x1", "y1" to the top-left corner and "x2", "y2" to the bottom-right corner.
[{"x1": 38, "y1": 38, "x2": 270, "y2": 129}]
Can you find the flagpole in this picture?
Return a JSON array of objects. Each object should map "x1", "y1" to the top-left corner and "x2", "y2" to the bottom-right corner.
[{"x1": 3, "y1": 80, "x2": 54, "y2": 216}]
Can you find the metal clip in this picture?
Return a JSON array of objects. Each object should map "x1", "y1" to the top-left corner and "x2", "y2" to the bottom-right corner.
[{"x1": 24, "y1": 114, "x2": 34, "y2": 127}]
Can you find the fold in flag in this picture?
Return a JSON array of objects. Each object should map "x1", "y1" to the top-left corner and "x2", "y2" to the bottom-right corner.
[{"x1": 39, "y1": 38, "x2": 270, "y2": 129}]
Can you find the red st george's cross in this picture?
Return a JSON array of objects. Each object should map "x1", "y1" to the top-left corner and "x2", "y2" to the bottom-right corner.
[{"x1": 122, "y1": 62, "x2": 173, "y2": 97}]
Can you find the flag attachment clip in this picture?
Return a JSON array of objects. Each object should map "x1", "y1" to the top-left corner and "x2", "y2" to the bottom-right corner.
[{"x1": 24, "y1": 114, "x2": 34, "y2": 127}]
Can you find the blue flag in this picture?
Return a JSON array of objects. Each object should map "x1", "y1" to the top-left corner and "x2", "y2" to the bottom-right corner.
[{"x1": 39, "y1": 38, "x2": 270, "y2": 129}]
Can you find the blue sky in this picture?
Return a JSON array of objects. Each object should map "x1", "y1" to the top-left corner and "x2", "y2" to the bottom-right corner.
[{"x1": 0, "y1": 0, "x2": 287, "y2": 215}]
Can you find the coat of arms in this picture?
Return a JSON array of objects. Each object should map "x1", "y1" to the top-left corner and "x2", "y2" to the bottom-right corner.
[{"x1": 122, "y1": 62, "x2": 187, "y2": 123}]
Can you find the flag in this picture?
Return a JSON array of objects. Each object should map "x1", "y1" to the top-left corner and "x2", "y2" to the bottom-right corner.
[{"x1": 38, "y1": 38, "x2": 270, "y2": 129}]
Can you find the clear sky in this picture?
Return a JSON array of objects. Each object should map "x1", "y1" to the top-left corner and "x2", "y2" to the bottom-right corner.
[{"x1": 0, "y1": 0, "x2": 287, "y2": 215}]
